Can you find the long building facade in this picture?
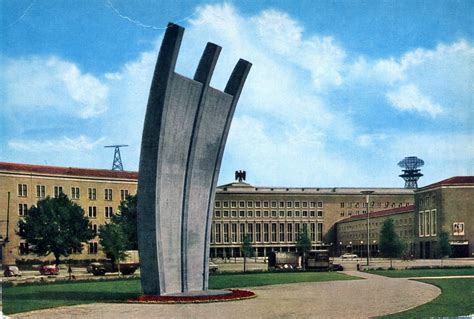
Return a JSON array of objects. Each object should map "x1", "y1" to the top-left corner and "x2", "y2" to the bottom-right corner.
[{"x1": 210, "y1": 182, "x2": 414, "y2": 258}]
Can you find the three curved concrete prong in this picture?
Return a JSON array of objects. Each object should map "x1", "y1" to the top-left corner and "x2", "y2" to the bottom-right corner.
[{"x1": 137, "y1": 23, "x2": 251, "y2": 295}]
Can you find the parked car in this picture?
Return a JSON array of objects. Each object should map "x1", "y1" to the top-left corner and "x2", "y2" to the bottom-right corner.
[
  {"x1": 38, "y1": 264, "x2": 60, "y2": 275},
  {"x1": 209, "y1": 262, "x2": 219, "y2": 273},
  {"x1": 341, "y1": 253, "x2": 358, "y2": 259},
  {"x1": 3, "y1": 265, "x2": 22, "y2": 277},
  {"x1": 331, "y1": 263, "x2": 344, "y2": 271}
]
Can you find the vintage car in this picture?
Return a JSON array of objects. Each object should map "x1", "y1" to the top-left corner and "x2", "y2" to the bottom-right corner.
[
  {"x1": 38, "y1": 264, "x2": 60, "y2": 275},
  {"x1": 340, "y1": 253, "x2": 358, "y2": 259},
  {"x1": 3, "y1": 265, "x2": 22, "y2": 277}
]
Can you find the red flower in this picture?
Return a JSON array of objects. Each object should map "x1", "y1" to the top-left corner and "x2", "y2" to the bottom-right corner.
[{"x1": 128, "y1": 289, "x2": 256, "y2": 304}]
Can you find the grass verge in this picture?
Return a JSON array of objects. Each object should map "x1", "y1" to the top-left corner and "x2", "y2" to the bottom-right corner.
[
  {"x1": 3, "y1": 272, "x2": 357, "y2": 315},
  {"x1": 379, "y1": 278, "x2": 474, "y2": 318},
  {"x1": 366, "y1": 267, "x2": 474, "y2": 278}
]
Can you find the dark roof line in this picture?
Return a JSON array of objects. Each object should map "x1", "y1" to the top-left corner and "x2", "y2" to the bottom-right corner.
[
  {"x1": 417, "y1": 176, "x2": 474, "y2": 191},
  {"x1": 339, "y1": 204, "x2": 415, "y2": 223},
  {"x1": 0, "y1": 162, "x2": 138, "y2": 180}
]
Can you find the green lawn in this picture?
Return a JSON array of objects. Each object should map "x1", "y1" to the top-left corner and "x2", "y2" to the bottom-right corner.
[
  {"x1": 3, "y1": 272, "x2": 356, "y2": 315},
  {"x1": 366, "y1": 267, "x2": 474, "y2": 278},
  {"x1": 380, "y1": 278, "x2": 474, "y2": 318}
]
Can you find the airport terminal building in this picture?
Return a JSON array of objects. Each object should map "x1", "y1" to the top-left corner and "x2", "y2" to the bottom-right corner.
[{"x1": 1, "y1": 161, "x2": 471, "y2": 265}]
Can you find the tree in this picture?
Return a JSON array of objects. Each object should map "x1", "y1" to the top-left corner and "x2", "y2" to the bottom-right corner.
[
  {"x1": 99, "y1": 222, "x2": 128, "y2": 275},
  {"x1": 437, "y1": 231, "x2": 451, "y2": 266},
  {"x1": 379, "y1": 218, "x2": 404, "y2": 268},
  {"x1": 18, "y1": 194, "x2": 93, "y2": 266},
  {"x1": 296, "y1": 225, "x2": 312, "y2": 269},
  {"x1": 241, "y1": 234, "x2": 253, "y2": 273},
  {"x1": 112, "y1": 194, "x2": 138, "y2": 250}
]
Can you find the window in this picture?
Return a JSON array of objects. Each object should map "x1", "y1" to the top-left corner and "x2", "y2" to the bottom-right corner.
[
  {"x1": 317, "y1": 210, "x2": 323, "y2": 218},
  {"x1": 271, "y1": 210, "x2": 277, "y2": 217},
  {"x1": 105, "y1": 207, "x2": 114, "y2": 218},
  {"x1": 88, "y1": 206, "x2": 97, "y2": 218},
  {"x1": 317, "y1": 201, "x2": 323, "y2": 208},
  {"x1": 215, "y1": 224, "x2": 222, "y2": 243},
  {"x1": 223, "y1": 223, "x2": 229, "y2": 243},
  {"x1": 271, "y1": 223, "x2": 277, "y2": 242},
  {"x1": 121, "y1": 189, "x2": 129, "y2": 201},
  {"x1": 247, "y1": 210, "x2": 253, "y2": 218},
  {"x1": 271, "y1": 201, "x2": 277, "y2": 208},
  {"x1": 231, "y1": 223, "x2": 237, "y2": 242},
  {"x1": 264, "y1": 223, "x2": 269, "y2": 242},
  {"x1": 36, "y1": 185, "x2": 46, "y2": 198},
  {"x1": 302, "y1": 210, "x2": 308, "y2": 217},
  {"x1": 287, "y1": 201, "x2": 292, "y2": 208},
  {"x1": 425, "y1": 210, "x2": 430, "y2": 237},
  {"x1": 317, "y1": 223, "x2": 323, "y2": 242},
  {"x1": 19, "y1": 242, "x2": 30, "y2": 255},
  {"x1": 310, "y1": 211, "x2": 315, "y2": 217},
  {"x1": 247, "y1": 201, "x2": 253, "y2": 208},
  {"x1": 231, "y1": 210, "x2": 237, "y2": 217},
  {"x1": 263, "y1": 210, "x2": 269, "y2": 217},
  {"x1": 310, "y1": 201, "x2": 316, "y2": 208},
  {"x1": 279, "y1": 201, "x2": 285, "y2": 208},
  {"x1": 71, "y1": 187, "x2": 80, "y2": 200},
  {"x1": 239, "y1": 210, "x2": 245, "y2": 217},
  {"x1": 215, "y1": 201, "x2": 221, "y2": 208},
  {"x1": 239, "y1": 201, "x2": 245, "y2": 208},
  {"x1": 431, "y1": 209, "x2": 437, "y2": 236},
  {"x1": 255, "y1": 223, "x2": 261, "y2": 242},
  {"x1": 54, "y1": 186, "x2": 63, "y2": 198},
  {"x1": 105, "y1": 189, "x2": 113, "y2": 201},
  {"x1": 295, "y1": 223, "x2": 300, "y2": 241},
  {"x1": 287, "y1": 211, "x2": 293, "y2": 217},
  {"x1": 294, "y1": 201, "x2": 300, "y2": 208},
  {"x1": 247, "y1": 224, "x2": 253, "y2": 242},
  {"x1": 255, "y1": 201, "x2": 261, "y2": 208},
  {"x1": 295, "y1": 210, "x2": 300, "y2": 217},
  {"x1": 231, "y1": 201, "x2": 237, "y2": 208},
  {"x1": 263, "y1": 201, "x2": 269, "y2": 208},
  {"x1": 88, "y1": 242, "x2": 98, "y2": 254},
  {"x1": 215, "y1": 210, "x2": 221, "y2": 218},
  {"x1": 302, "y1": 201, "x2": 308, "y2": 208},
  {"x1": 311, "y1": 223, "x2": 316, "y2": 241},
  {"x1": 279, "y1": 224, "x2": 285, "y2": 241},
  {"x1": 223, "y1": 210, "x2": 229, "y2": 218},
  {"x1": 419, "y1": 211, "x2": 424, "y2": 237},
  {"x1": 340, "y1": 202, "x2": 345, "y2": 208},
  {"x1": 18, "y1": 184, "x2": 28, "y2": 197},
  {"x1": 279, "y1": 210, "x2": 284, "y2": 217},
  {"x1": 287, "y1": 223, "x2": 293, "y2": 242},
  {"x1": 240, "y1": 224, "x2": 245, "y2": 242},
  {"x1": 88, "y1": 188, "x2": 97, "y2": 200},
  {"x1": 255, "y1": 210, "x2": 261, "y2": 217},
  {"x1": 89, "y1": 224, "x2": 98, "y2": 236},
  {"x1": 223, "y1": 201, "x2": 229, "y2": 208},
  {"x1": 18, "y1": 203, "x2": 28, "y2": 216}
]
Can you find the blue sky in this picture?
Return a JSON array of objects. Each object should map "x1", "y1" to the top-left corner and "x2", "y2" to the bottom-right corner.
[{"x1": 1, "y1": 0, "x2": 473, "y2": 188}]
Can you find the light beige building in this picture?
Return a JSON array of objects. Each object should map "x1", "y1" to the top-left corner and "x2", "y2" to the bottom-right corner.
[
  {"x1": 0, "y1": 162, "x2": 137, "y2": 265},
  {"x1": 336, "y1": 205, "x2": 415, "y2": 258},
  {"x1": 415, "y1": 176, "x2": 474, "y2": 258},
  {"x1": 211, "y1": 182, "x2": 414, "y2": 258}
]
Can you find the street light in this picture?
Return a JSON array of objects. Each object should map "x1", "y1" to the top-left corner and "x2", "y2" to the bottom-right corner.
[{"x1": 361, "y1": 190, "x2": 374, "y2": 266}]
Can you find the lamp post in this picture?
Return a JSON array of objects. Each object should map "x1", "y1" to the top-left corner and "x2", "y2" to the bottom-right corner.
[{"x1": 361, "y1": 190, "x2": 374, "y2": 266}]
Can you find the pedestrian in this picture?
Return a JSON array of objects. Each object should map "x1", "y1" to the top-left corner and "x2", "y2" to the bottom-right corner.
[
  {"x1": 68, "y1": 264, "x2": 73, "y2": 280},
  {"x1": 357, "y1": 262, "x2": 360, "y2": 271}
]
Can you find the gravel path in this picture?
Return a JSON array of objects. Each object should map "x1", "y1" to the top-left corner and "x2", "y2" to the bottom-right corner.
[{"x1": 12, "y1": 271, "x2": 441, "y2": 319}]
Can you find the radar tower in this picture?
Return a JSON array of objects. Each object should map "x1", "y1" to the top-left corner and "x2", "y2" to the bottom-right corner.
[
  {"x1": 104, "y1": 145, "x2": 128, "y2": 171},
  {"x1": 398, "y1": 156, "x2": 424, "y2": 189}
]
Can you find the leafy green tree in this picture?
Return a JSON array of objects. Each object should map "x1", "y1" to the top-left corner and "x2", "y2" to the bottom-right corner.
[
  {"x1": 99, "y1": 223, "x2": 128, "y2": 264},
  {"x1": 296, "y1": 224, "x2": 312, "y2": 269},
  {"x1": 18, "y1": 194, "x2": 93, "y2": 266},
  {"x1": 112, "y1": 194, "x2": 138, "y2": 250},
  {"x1": 437, "y1": 231, "x2": 451, "y2": 266},
  {"x1": 379, "y1": 218, "x2": 404, "y2": 268},
  {"x1": 241, "y1": 234, "x2": 253, "y2": 273}
]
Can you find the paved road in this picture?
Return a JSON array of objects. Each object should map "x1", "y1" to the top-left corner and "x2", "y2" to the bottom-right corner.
[{"x1": 12, "y1": 271, "x2": 441, "y2": 319}]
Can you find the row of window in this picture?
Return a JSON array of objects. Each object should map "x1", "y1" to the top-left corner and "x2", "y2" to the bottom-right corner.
[
  {"x1": 19, "y1": 241, "x2": 99, "y2": 255},
  {"x1": 17, "y1": 183, "x2": 130, "y2": 201},
  {"x1": 215, "y1": 210, "x2": 324, "y2": 219},
  {"x1": 419, "y1": 210, "x2": 437, "y2": 237},
  {"x1": 340, "y1": 202, "x2": 411, "y2": 209},
  {"x1": 88, "y1": 206, "x2": 114, "y2": 219},
  {"x1": 211, "y1": 222, "x2": 323, "y2": 244},
  {"x1": 340, "y1": 217, "x2": 414, "y2": 231},
  {"x1": 215, "y1": 200, "x2": 323, "y2": 209}
]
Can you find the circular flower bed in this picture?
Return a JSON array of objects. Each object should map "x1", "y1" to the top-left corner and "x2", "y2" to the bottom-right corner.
[{"x1": 128, "y1": 289, "x2": 256, "y2": 304}]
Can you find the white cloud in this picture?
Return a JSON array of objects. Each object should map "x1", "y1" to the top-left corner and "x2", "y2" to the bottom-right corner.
[
  {"x1": 386, "y1": 84, "x2": 443, "y2": 117},
  {"x1": 8, "y1": 135, "x2": 106, "y2": 153},
  {"x1": 2, "y1": 56, "x2": 109, "y2": 118}
]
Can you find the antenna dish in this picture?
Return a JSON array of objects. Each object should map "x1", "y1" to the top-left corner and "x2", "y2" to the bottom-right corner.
[{"x1": 398, "y1": 156, "x2": 424, "y2": 189}]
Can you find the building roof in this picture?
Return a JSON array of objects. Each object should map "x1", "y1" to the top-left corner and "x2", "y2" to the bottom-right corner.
[
  {"x1": 417, "y1": 176, "x2": 474, "y2": 191},
  {"x1": 216, "y1": 182, "x2": 413, "y2": 195},
  {"x1": 338, "y1": 204, "x2": 415, "y2": 223},
  {"x1": 0, "y1": 162, "x2": 138, "y2": 180}
]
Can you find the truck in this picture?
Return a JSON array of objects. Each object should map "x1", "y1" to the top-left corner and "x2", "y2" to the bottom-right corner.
[
  {"x1": 268, "y1": 250, "x2": 342, "y2": 271},
  {"x1": 88, "y1": 250, "x2": 140, "y2": 276},
  {"x1": 268, "y1": 251, "x2": 302, "y2": 270}
]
